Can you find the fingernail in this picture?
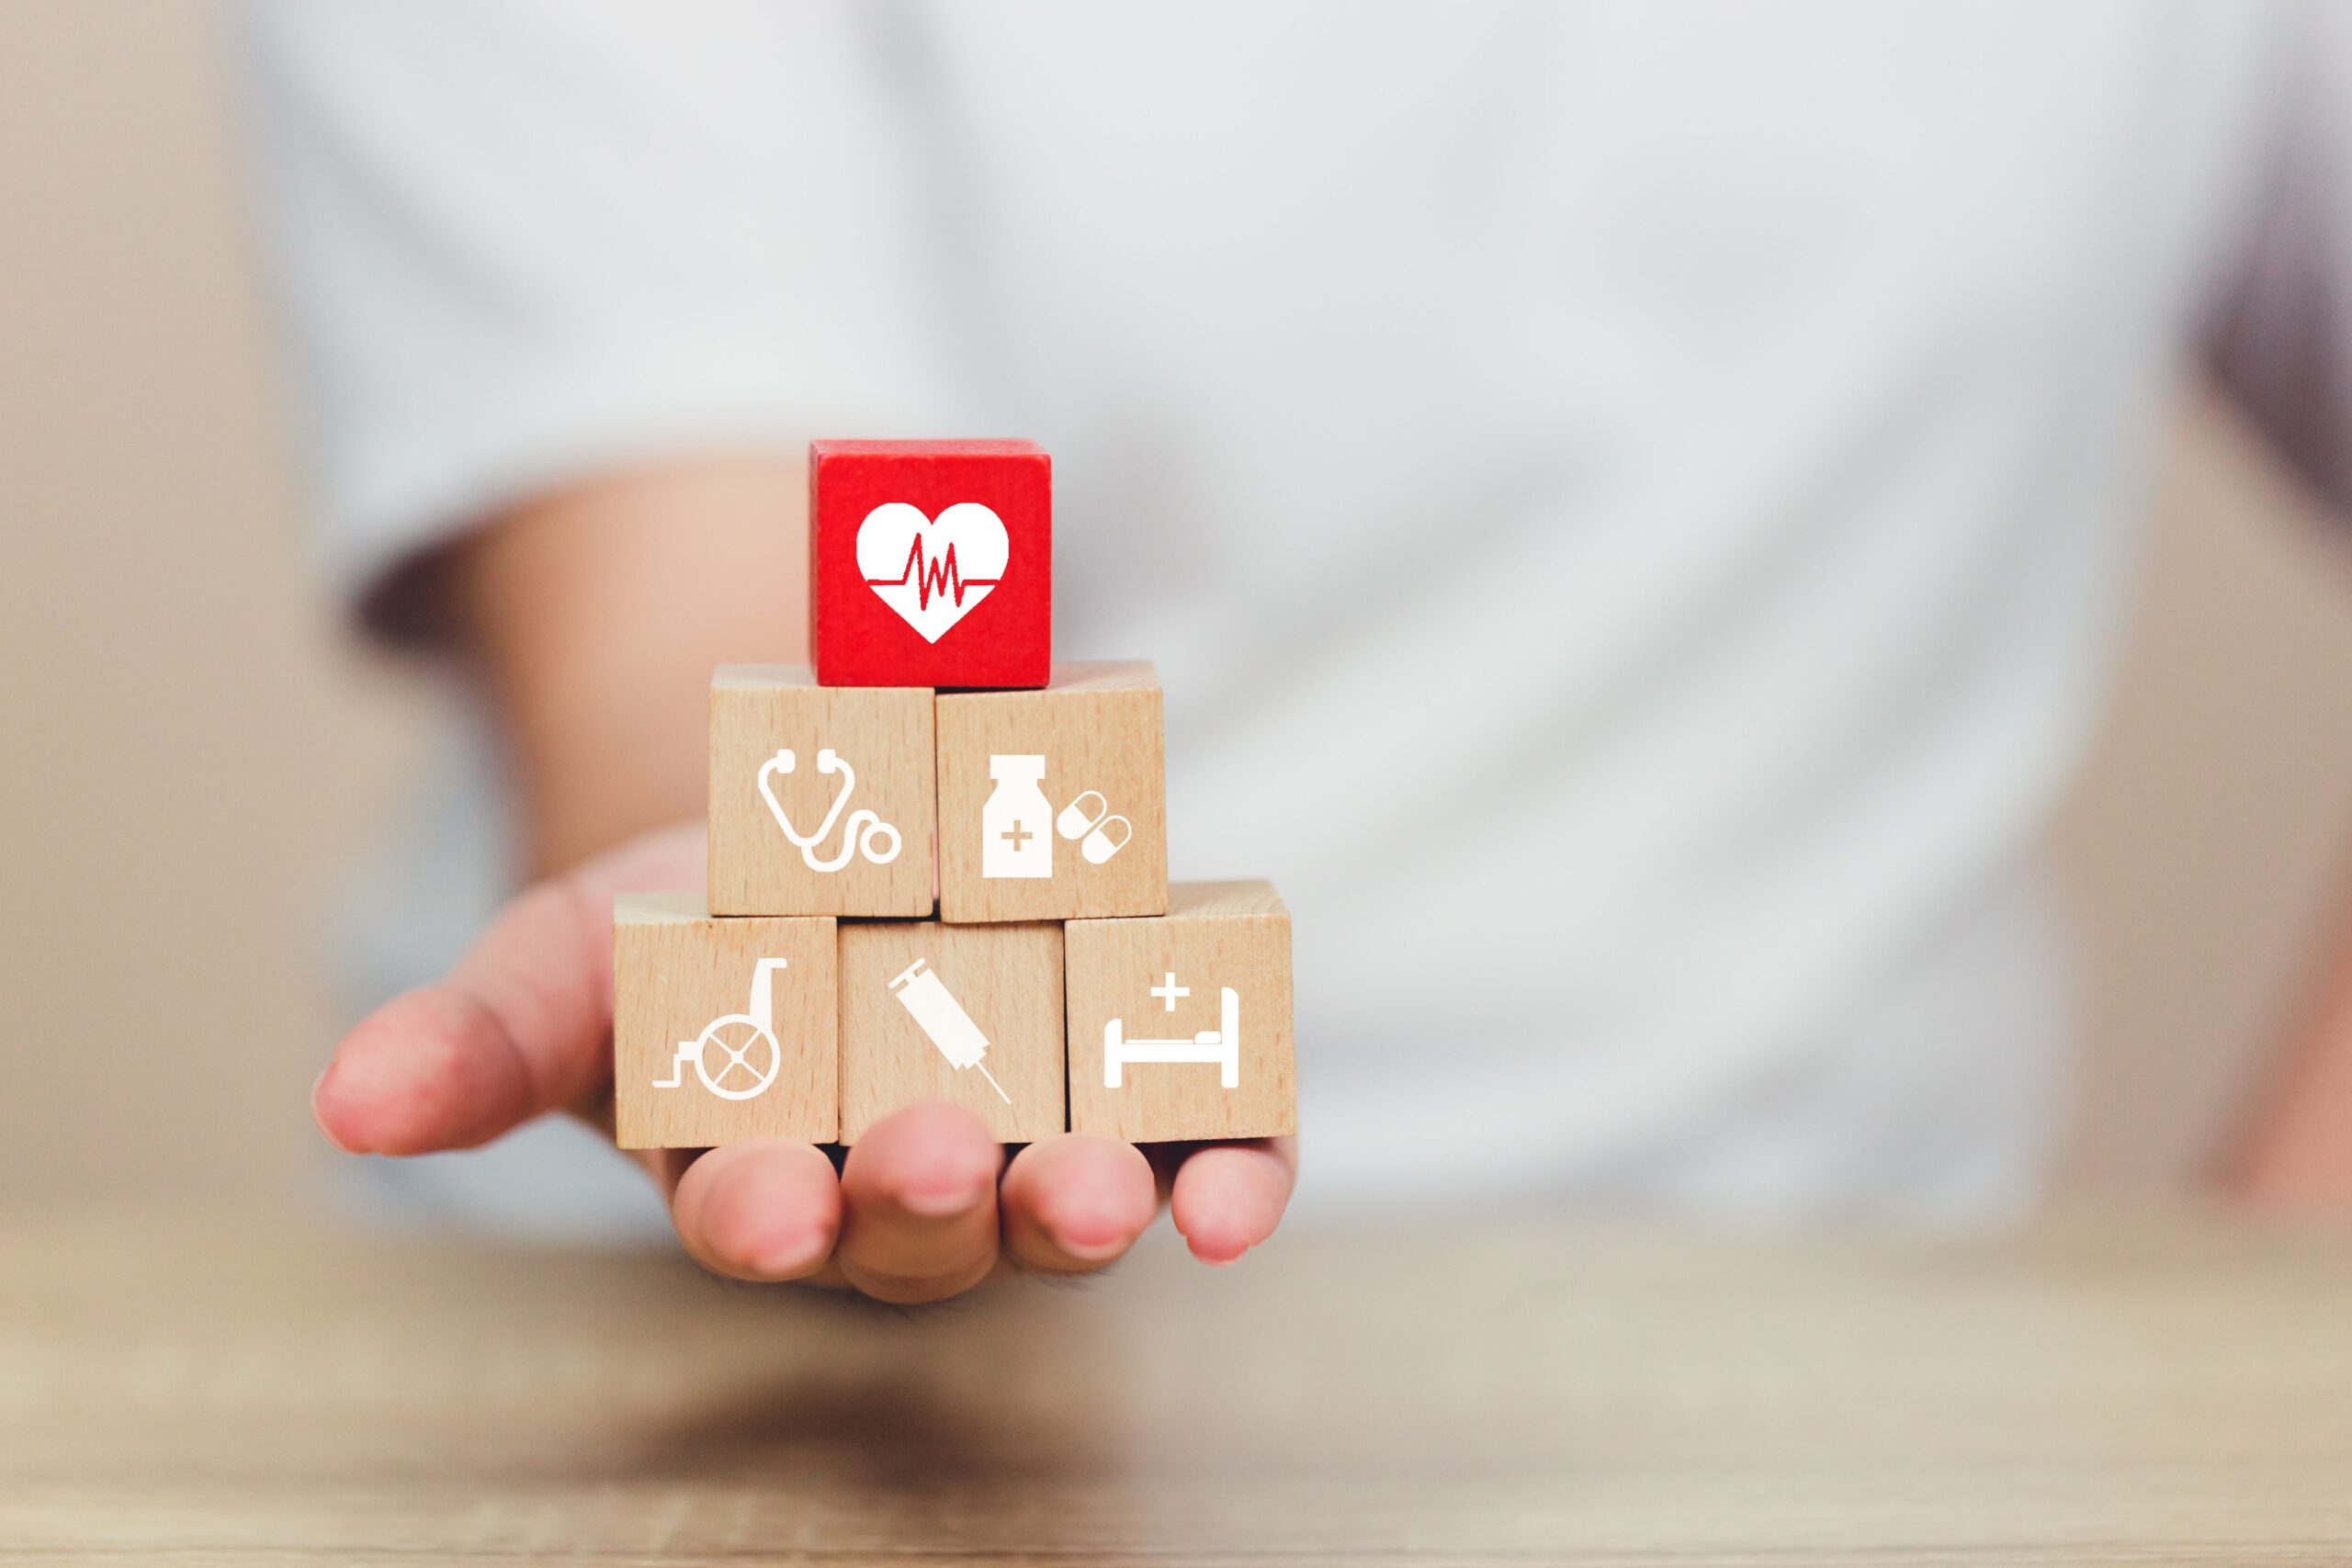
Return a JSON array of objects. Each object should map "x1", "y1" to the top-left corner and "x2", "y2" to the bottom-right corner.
[
  {"x1": 899, "y1": 1161, "x2": 995, "y2": 1217},
  {"x1": 1182, "y1": 1232, "x2": 1249, "y2": 1267},
  {"x1": 750, "y1": 1227, "x2": 831, "y2": 1278},
  {"x1": 311, "y1": 1064, "x2": 359, "y2": 1154},
  {"x1": 1046, "y1": 1203, "x2": 1135, "y2": 1260}
]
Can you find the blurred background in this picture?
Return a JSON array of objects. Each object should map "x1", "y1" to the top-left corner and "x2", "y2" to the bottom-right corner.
[{"x1": 6, "y1": 2, "x2": 2352, "y2": 1214}]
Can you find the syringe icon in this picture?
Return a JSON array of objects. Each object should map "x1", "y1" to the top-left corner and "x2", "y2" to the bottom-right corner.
[{"x1": 888, "y1": 958, "x2": 1012, "y2": 1105}]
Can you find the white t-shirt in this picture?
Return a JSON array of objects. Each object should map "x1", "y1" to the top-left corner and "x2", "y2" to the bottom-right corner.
[{"x1": 239, "y1": 1, "x2": 2352, "y2": 1228}]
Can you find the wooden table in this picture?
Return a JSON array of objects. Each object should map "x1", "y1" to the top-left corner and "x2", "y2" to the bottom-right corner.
[{"x1": 4, "y1": 1209, "x2": 2349, "y2": 1564}]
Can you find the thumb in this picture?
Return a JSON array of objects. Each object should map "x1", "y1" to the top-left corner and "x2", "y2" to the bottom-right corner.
[{"x1": 313, "y1": 824, "x2": 703, "y2": 1156}]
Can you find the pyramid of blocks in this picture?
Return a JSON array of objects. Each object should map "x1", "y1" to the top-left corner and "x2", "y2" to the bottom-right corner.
[{"x1": 613, "y1": 440, "x2": 1295, "y2": 1150}]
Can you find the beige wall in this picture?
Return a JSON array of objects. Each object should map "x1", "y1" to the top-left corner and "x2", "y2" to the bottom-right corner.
[
  {"x1": 0, "y1": 3, "x2": 427, "y2": 1207},
  {"x1": 4, "y1": 3, "x2": 2350, "y2": 1209}
]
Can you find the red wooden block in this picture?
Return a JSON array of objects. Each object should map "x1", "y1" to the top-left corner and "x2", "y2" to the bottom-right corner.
[{"x1": 808, "y1": 439, "x2": 1052, "y2": 689}]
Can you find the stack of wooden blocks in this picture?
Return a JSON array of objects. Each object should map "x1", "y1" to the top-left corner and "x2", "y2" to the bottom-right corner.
[{"x1": 613, "y1": 440, "x2": 1295, "y2": 1152}]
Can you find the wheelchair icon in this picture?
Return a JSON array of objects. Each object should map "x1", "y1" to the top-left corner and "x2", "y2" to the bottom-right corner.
[{"x1": 653, "y1": 957, "x2": 790, "y2": 1101}]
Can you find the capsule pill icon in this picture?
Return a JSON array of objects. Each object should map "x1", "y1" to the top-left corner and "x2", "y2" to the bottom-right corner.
[{"x1": 888, "y1": 958, "x2": 1012, "y2": 1104}]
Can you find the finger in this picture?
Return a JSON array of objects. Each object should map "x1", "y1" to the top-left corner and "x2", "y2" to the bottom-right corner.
[
  {"x1": 834, "y1": 1100, "x2": 1004, "y2": 1303},
  {"x1": 669, "y1": 1139, "x2": 842, "y2": 1282},
  {"x1": 311, "y1": 825, "x2": 702, "y2": 1156},
  {"x1": 1169, "y1": 1136, "x2": 1297, "y2": 1265},
  {"x1": 1000, "y1": 1134, "x2": 1157, "y2": 1273}
]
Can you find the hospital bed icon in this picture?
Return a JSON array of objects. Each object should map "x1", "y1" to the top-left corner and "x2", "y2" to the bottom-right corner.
[{"x1": 1103, "y1": 987, "x2": 1239, "y2": 1089}]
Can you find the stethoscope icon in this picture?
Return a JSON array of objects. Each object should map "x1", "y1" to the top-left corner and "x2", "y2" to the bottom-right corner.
[{"x1": 757, "y1": 748, "x2": 902, "y2": 873}]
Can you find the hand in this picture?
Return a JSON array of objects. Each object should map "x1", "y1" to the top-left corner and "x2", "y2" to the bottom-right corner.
[{"x1": 309, "y1": 823, "x2": 1297, "y2": 1302}]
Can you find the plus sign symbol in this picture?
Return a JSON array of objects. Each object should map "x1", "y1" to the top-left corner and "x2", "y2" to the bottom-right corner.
[
  {"x1": 1150, "y1": 972, "x2": 1190, "y2": 1011},
  {"x1": 981, "y1": 753, "x2": 1055, "y2": 879}
]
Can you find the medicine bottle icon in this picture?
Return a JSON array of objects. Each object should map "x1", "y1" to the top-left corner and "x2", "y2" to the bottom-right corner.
[{"x1": 981, "y1": 753, "x2": 1054, "y2": 879}]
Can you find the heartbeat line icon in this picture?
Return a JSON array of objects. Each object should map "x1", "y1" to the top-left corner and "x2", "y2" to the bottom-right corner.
[{"x1": 866, "y1": 535, "x2": 1000, "y2": 610}]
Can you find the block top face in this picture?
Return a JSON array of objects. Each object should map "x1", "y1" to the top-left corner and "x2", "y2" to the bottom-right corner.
[
  {"x1": 713, "y1": 663, "x2": 820, "y2": 691},
  {"x1": 1155, "y1": 879, "x2": 1286, "y2": 922},
  {"x1": 1014, "y1": 660, "x2": 1159, "y2": 694},
  {"x1": 616, "y1": 889, "x2": 714, "y2": 923},
  {"x1": 810, "y1": 439, "x2": 1046, "y2": 459},
  {"x1": 809, "y1": 439, "x2": 1051, "y2": 689}
]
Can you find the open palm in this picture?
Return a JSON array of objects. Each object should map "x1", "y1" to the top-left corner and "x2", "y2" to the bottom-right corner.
[{"x1": 311, "y1": 823, "x2": 1297, "y2": 1302}]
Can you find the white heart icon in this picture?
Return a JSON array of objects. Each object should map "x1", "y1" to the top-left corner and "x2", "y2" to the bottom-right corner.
[{"x1": 855, "y1": 502, "x2": 1009, "y2": 644}]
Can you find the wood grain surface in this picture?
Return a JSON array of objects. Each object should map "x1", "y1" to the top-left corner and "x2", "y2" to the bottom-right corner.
[
  {"x1": 613, "y1": 892, "x2": 839, "y2": 1147},
  {"x1": 935, "y1": 661, "x2": 1168, "y2": 923},
  {"x1": 1067, "y1": 880, "x2": 1295, "y2": 1142},
  {"x1": 7, "y1": 1209, "x2": 2352, "y2": 1565},
  {"x1": 838, "y1": 919, "x2": 1065, "y2": 1143},
  {"x1": 707, "y1": 665, "x2": 936, "y2": 918}
]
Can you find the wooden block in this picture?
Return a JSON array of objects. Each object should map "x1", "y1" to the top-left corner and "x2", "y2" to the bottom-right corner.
[
  {"x1": 838, "y1": 919, "x2": 1065, "y2": 1144},
  {"x1": 707, "y1": 665, "x2": 935, "y2": 918},
  {"x1": 1065, "y1": 881, "x2": 1294, "y2": 1143},
  {"x1": 934, "y1": 661, "x2": 1168, "y2": 923},
  {"x1": 808, "y1": 438, "x2": 1052, "y2": 689},
  {"x1": 613, "y1": 892, "x2": 838, "y2": 1149}
]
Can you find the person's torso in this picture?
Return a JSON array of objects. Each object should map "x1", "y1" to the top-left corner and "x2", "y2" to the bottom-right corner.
[
  {"x1": 851, "y1": 2, "x2": 2281, "y2": 1213},
  {"x1": 355, "y1": 1, "x2": 2294, "y2": 1224}
]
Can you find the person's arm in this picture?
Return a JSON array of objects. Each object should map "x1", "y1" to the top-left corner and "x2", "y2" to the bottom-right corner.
[
  {"x1": 2226, "y1": 893, "x2": 2352, "y2": 1205},
  {"x1": 2198, "y1": 9, "x2": 2352, "y2": 1205},
  {"x1": 448, "y1": 460, "x2": 804, "y2": 880},
  {"x1": 311, "y1": 462, "x2": 1297, "y2": 1298}
]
